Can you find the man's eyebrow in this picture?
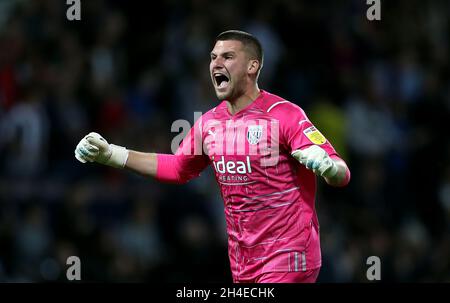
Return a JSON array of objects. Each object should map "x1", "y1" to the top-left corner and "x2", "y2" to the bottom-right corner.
[
  {"x1": 222, "y1": 51, "x2": 235, "y2": 56},
  {"x1": 210, "y1": 51, "x2": 236, "y2": 57}
]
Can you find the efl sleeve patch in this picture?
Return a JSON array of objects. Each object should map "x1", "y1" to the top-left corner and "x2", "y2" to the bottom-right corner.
[{"x1": 303, "y1": 126, "x2": 327, "y2": 145}]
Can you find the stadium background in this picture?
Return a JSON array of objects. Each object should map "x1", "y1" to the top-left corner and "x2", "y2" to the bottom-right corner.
[{"x1": 0, "y1": 0, "x2": 449, "y2": 282}]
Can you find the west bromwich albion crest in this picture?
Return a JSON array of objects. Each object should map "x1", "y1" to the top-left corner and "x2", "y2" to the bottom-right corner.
[{"x1": 247, "y1": 125, "x2": 263, "y2": 145}]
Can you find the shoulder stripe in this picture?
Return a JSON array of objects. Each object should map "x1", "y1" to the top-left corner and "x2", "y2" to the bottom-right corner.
[
  {"x1": 298, "y1": 119, "x2": 309, "y2": 125},
  {"x1": 267, "y1": 100, "x2": 289, "y2": 113}
]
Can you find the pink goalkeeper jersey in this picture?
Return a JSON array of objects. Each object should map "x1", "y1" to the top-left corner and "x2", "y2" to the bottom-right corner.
[{"x1": 157, "y1": 90, "x2": 339, "y2": 281}]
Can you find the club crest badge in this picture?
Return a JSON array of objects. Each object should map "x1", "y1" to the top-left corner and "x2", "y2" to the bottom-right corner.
[{"x1": 247, "y1": 125, "x2": 263, "y2": 145}]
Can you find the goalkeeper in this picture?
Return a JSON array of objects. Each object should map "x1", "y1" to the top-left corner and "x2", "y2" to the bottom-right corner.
[{"x1": 75, "y1": 30, "x2": 350, "y2": 283}]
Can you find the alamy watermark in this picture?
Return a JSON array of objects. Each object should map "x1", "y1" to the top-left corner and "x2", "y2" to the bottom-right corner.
[
  {"x1": 366, "y1": 256, "x2": 381, "y2": 281},
  {"x1": 66, "y1": 256, "x2": 81, "y2": 281},
  {"x1": 170, "y1": 112, "x2": 281, "y2": 167},
  {"x1": 66, "y1": 0, "x2": 81, "y2": 21},
  {"x1": 366, "y1": 0, "x2": 381, "y2": 21}
]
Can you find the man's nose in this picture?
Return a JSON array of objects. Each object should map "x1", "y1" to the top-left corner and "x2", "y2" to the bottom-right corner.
[{"x1": 212, "y1": 57, "x2": 225, "y2": 67}]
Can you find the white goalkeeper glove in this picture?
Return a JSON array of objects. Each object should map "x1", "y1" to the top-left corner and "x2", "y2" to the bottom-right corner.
[
  {"x1": 291, "y1": 145, "x2": 338, "y2": 178},
  {"x1": 74, "y1": 132, "x2": 129, "y2": 169}
]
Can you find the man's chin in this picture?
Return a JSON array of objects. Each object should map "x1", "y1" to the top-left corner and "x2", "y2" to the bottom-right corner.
[{"x1": 215, "y1": 90, "x2": 230, "y2": 101}]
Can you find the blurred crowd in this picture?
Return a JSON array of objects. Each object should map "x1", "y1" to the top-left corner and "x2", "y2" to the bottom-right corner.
[{"x1": 0, "y1": 0, "x2": 449, "y2": 282}]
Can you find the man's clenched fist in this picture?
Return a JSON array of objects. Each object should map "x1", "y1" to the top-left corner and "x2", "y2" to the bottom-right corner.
[
  {"x1": 75, "y1": 132, "x2": 128, "y2": 168},
  {"x1": 291, "y1": 145, "x2": 338, "y2": 178}
]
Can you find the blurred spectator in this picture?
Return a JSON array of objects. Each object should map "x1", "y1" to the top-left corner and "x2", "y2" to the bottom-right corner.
[
  {"x1": 245, "y1": 4, "x2": 284, "y2": 88},
  {"x1": 114, "y1": 199, "x2": 164, "y2": 273},
  {"x1": 0, "y1": 85, "x2": 49, "y2": 178}
]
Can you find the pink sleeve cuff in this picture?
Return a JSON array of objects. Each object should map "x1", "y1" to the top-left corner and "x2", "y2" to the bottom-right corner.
[{"x1": 156, "y1": 154, "x2": 182, "y2": 184}]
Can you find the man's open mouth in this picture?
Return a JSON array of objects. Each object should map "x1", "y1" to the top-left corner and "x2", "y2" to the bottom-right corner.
[{"x1": 214, "y1": 73, "x2": 230, "y2": 89}]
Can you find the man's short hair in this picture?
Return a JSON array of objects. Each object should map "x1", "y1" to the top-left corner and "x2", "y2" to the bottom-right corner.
[{"x1": 215, "y1": 30, "x2": 264, "y2": 70}]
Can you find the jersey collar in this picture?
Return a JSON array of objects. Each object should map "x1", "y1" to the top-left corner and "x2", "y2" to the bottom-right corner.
[{"x1": 223, "y1": 90, "x2": 266, "y2": 118}]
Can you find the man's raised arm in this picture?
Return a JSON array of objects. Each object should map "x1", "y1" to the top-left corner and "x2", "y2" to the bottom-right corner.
[{"x1": 74, "y1": 132, "x2": 209, "y2": 184}]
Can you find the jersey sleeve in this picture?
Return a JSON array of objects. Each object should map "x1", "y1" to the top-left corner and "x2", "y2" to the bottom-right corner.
[
  {"x1": 276, "y1": 102, "x2": 339, "y2": 157},
  {"x1": 156, "y1": 118, "x2": 210, "y2": 184}
]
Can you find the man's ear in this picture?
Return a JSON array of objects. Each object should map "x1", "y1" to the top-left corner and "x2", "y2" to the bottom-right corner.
[{"x1": 248, "y1": 60, "x2": 260, "y2": 75}]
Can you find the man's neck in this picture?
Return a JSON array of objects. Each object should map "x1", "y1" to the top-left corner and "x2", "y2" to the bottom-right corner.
[{"x1": 227, "y1": 84, "x2": 261, "y2": 115}]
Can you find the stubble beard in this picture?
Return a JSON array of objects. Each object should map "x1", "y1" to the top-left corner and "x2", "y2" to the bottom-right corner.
[{"x1": 215, "y1": 75, "x2": 246, "y2": 102}]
